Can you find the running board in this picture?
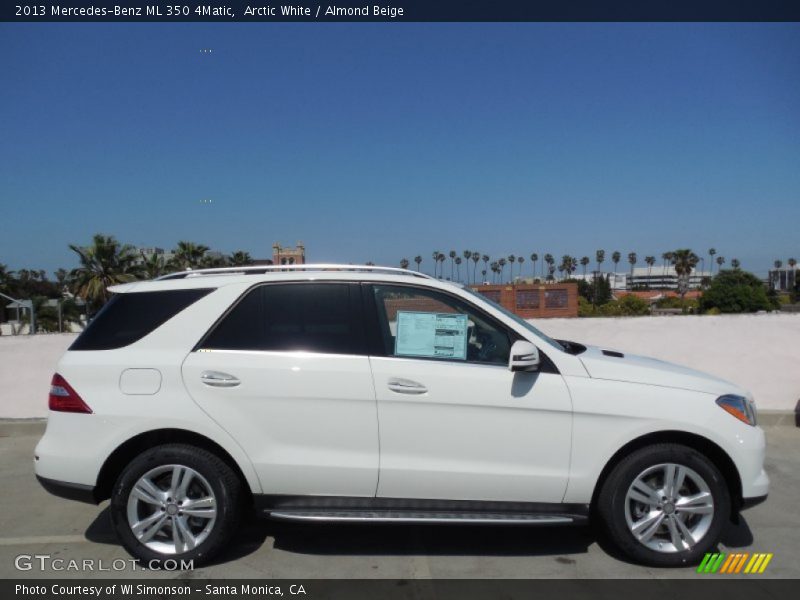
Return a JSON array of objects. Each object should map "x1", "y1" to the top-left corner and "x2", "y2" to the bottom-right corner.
[{"x1": 268, "y1": 510, "x2": 584, "y2": 525}]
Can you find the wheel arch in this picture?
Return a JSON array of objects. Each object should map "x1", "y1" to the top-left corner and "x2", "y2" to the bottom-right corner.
[
  {"x1": 95, "y1": 428, "x2": 254, "y2": 504},
  {"x1": 589, "y1": 430, "x2": 744, "y2": 515}
]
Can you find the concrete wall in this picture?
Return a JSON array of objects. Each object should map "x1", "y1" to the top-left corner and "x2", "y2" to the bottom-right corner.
[{"x1": 1, "y1": 313, "x2": 797, "y2": 418}]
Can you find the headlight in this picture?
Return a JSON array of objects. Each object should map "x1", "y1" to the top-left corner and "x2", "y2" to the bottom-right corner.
[{"x1": 716, "y1": 394, "x2": 757, "y2": 426}]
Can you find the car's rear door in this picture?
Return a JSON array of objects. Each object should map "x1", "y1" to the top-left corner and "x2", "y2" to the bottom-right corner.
[{"x1": 182, "y1": 281, "x2": 379, "y2": 497}]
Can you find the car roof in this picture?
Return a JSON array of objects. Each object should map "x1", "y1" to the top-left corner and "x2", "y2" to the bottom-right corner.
[{"x1": 108, "y1": 264, "x2": 466, "y2": 294}]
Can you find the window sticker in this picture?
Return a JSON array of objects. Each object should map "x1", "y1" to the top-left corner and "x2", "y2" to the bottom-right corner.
[{"x1": 394, "y1": 311, "x2": 468, "y2": 360}]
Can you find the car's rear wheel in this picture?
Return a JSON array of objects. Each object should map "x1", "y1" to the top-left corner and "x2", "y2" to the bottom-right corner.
[
  {"x1": 597, "y1": 443, "x2": 731, "y2": 567},
  {"x1": 110, "y1": 444, "x2": 243, "y2": 567}
]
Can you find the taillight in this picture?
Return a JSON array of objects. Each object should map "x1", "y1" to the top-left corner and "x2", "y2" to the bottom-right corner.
[{"x1": 49, "y1": 374, "x2": 92, "y2": 414}]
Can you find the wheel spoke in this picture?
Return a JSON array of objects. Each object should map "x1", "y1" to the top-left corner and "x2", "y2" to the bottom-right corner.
[
  {"x1": 629, "y1": 479, "x2": 660, "y2": 507},
  {"x1": 182, "y1": 496, "x2": 216, "y2": 518},
  {"x1": 133, "y1": 511, "x2": 167, "y2": 541},
  {"x1": 673, "y1": 515, "x2": 696, "y2": 548},
  {"x1": 632, "y1": 512, "x2": 664, "y2": 543},
  {"x1": 132, "y1": 478, "x2": 164, "y2": 506},
  {"x1": 676, "y1": 491, "x2": 713, "y2": 514},
  {"x1": 174, "y1": 516, "x2": 197, "y2": 551},
  {"x1": 666, "y1": 517, "x2": 685, "y2": 550},
  {"x1": 171, "y1": 466, "x2": 194, "y2": 501}
]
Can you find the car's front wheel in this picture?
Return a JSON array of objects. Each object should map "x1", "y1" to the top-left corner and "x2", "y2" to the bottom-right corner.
[
  {"x1": 597, "y1": 443, "x2": 731, "y2": 567},
  {"x1": 110, "y1": 444, "x2": 243, "y2": 567}
]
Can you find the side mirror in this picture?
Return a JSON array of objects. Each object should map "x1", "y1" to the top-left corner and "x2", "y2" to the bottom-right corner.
[{"x1": 509, "y1": 340, "x2": 540, "y2": 372}]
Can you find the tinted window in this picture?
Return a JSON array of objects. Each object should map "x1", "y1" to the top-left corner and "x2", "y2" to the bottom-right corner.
[
  {"x1": 202, "y1": 283, "x2": 363, "y2": 355},
  {"x1": 372, "y1": 284, "x2": 512, "y2": 365},
  {"x1": 70, "y1": 289, "x2": 213, "y2": 351}
]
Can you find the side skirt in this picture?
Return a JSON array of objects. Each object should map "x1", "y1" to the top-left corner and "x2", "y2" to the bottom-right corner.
[{"x1": 254, "y1": 495, "x2": 589, "y2": 526}]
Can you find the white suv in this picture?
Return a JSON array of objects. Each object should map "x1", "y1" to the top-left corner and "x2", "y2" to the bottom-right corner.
[{"x1": 35, "y1": 265, "x2": 768, "y2": 567}]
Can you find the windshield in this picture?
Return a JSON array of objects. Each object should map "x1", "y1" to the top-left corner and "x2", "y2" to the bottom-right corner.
[{"x1": 462, "y1": 287, "x2": 566, "y2": 353}]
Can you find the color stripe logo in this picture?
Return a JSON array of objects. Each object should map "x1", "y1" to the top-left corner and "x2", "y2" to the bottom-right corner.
[{"x1": 697, "y1": 552, "x2": 773, "y2": 574}]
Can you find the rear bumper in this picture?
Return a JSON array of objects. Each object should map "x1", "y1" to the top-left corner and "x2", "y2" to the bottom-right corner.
[{"x1": 36, "y1": 475, "x2": 98, "y2": 505}]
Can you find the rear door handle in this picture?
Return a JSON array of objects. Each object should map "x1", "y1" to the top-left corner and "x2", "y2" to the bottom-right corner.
[
  {"x1": 388, "y1": 378, "x2": 427, "y2": 395},
  {"x1": 200, "y1": 371, "x2": 241, "y2": 388}
]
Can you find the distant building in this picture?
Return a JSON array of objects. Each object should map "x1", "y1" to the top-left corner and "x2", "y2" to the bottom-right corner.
[
  {"x1": 273, "y1": 242, "x2": 306, "y2": 265},
  {"x1": 135, "y1": 247, "x2": 175, "y2": 264},
  {"x1": 767, "y1": 266, "x2": 798, "y2": 292},
  {"x1": 626, "y1": 266, "x2": 712, "y2": 291}
]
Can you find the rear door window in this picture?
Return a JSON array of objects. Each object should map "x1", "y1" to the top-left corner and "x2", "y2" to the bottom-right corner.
[{"x1": 200, "y1": 283, "x2": 365, "y2": 355}]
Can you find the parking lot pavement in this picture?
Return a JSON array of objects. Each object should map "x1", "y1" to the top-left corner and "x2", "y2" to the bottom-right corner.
[{"x1": 1, "y1": 422, "x2": 798, "y2": 580}]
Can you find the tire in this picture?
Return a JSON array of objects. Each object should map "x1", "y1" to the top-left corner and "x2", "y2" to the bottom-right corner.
[
  {"x1": 596, "y1": 443, "x2": 731, "y2": 567},
  {"x1": 110, "y1": 444, "x2": 243, "y2": 567}
]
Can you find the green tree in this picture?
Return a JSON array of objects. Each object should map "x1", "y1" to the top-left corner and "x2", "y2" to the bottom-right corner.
[
  {"x1": 455, "y1": 256, "x2": 462, "y2": 281},
  {"x1": 141, "y1": 252, "x2": 168, "y2": 279},
  {"x1": 399, "y1": 258, "x2": 410, "y2": 270},
  {"x1": 730, "y1": 258, "x2": 741, "y2": 269},
  {"x1": 448, "y1": 250, "x2": 456, "y2": 280},
  {"x1": 670, "y1": 249, "x2": 700, "y2": 305},
  {"x1": 228, "y1": 251, "x2": 253, "y2": 266},
  {"x1": 530, "y1": 253, "x2": 539, "y2": 278},
  {"x1": 611, "y1": 251, "x2": 621, "y2": 275},
  {"x1": 414, "y1": 255, "x2": 422, "y2": 271},
  {"x1": 170, "y1": 241, "x2": 210, "y2": 270},
  {"x1": 462, "y1": 251, "x2": 472, "y2": 283},
  {"x1": 708, "y1": 248, "x2": 717, "y2": 275},
  {"x1": 471, "y1": 250, "x2": 480, "y2": 283},
  {"x1": 699, "y1": 269, "x2": 774, "y2": 313},
  {"x1": 579, "y1": 256, "x2": 590, "y2": 277},
  {"x1": 69, "y1": 234, "x2": 142, "y2": 312}
]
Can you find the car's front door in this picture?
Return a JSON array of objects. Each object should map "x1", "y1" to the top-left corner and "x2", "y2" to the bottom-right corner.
[
  {"x1": 182, "y1": 282, "x2": 378, "y2": 497},
  {"x1": 366, "y1": 283, "x2": 572, "y2": 503}
]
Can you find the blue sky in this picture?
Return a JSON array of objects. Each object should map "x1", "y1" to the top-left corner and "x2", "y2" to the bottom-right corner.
[{"x1": 1, "y1": 23, "x2": 798, "y2": 277}]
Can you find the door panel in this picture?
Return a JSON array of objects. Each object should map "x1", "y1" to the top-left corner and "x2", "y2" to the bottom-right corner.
[
  {"x1": 181, "y1": 281, "x2": 378, "y2": 497},
  {"x1": 183, "y1": 350, "x2": 378, "y2": 496},
  {"x1": 371, "y1": 357, "x2": 572, "y2": 502}
]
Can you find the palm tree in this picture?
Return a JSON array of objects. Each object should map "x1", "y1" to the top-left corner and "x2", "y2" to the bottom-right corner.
[
  {"x1": 544, "y1": 254, "x2": 555, "y2": 280},
  {"x1": 708, "y1": 248, "x2": 717, "y2": 275},
  {"x1": 69, "y1": 234, "x2": 142, "y2": 312},
  {"x1": 547, "y1": 264, "x2": 556, "y2": 281},
  {"x1": 463, "y1": 251, "x2": 473, "y2": 283},
  {"x1": 482, "y1": 255, "x2": 490, "y2": 277},
  {"x1": 141, "y1": 251, "x2": 167, "y2": 279},
  {"x1": 448, "y1": 250, "x2": 456, "y2": 280},
  {"x1": 507, "y1": 255, "x2": 516, "y2": 281},
  {"x1": 517, "y1": 256, "x2": 524, "y2": 281},
  {"x1": 170, "y1": 241, "x2": 210, "y2": 270},
  {"x1": 731, "y1": 258, "x2": 741, "y2": 270},
  {"x1": 498, "y1": 258, "x2": 507, "y2": 283},
  {"x1": 530, "y1": 253, "x2": 539, "y2": 278},
  {"x1": 228, "y1": 250, "x2": 253, "y2": 266},
  {"x1": 471, "y1": 251, "x2": 480, "y2": 283},
  {"x1": 455, "y1": 257, "x2": 462, "y2": 281},
  {"x1": 432, "y1": 251, "x2": 442, "y2": 278},
  {"x1": 671, "y1": 249, "x2": 700, "y2": 304},
  {"x1": 580, "y1": 256, "x2": 590, "y2": 277},
  {"x1": 399, "y1": 258, "x2": 410, "y2": 270},
  {"x1": 438, "y1": 253, "x2": 447, "y2": 279},
  {"x1": 716, "y1": 256, "x2": 725, "y2": 272},
  {"x1": 626, "y1": 252, "x2": 637, "y2": 290},
  {"x1": 789, "y1": 258, "x2": 797, "y2": 270},
  {"x1": 414, "y1": 255, "x2": 422, "y2": 271},
  {"x1": 611, "y1": 251, "x2": 621, "y2": 275},
  {"x1": 644, "y1": 256, "x2": 655, "y2": 289},
  {"x1": 595, "y1": 249, "x2": 605, "y2": 275},
  {"x1": 661, "y1": 251, "x2": 673, "y2": 278}
]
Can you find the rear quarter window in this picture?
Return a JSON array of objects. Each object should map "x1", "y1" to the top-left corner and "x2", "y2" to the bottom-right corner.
[{"x1": 69, "y1": 289, "x2": 213, "y2": 351}]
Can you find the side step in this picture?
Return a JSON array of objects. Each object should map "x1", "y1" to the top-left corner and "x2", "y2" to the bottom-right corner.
[{"x1": 268, "y1": 510, "x2": 584, "y2": 525}]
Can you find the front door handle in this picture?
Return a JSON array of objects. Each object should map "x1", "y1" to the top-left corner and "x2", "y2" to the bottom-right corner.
[
  {"x1": 388, "y1": 378, "x2": 428, "y2": 395},
  {"x1": 200, "y1": 371, "x2": 241, "y2": 388}
]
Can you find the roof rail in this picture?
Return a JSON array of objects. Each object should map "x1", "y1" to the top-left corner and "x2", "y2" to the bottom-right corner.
[{"x1": 155, "y1": 264, "x2": 436, "y2": 281}]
